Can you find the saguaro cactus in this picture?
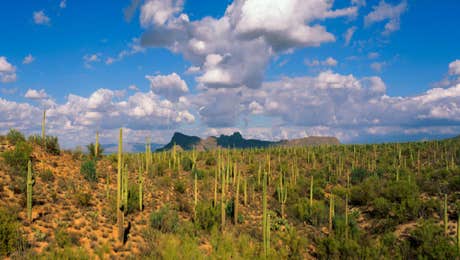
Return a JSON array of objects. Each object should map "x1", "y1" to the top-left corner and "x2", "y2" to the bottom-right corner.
[
  {"x1": 117, "y1": 128, "x2": 124, "y2": 242},
  {"x1": 139, "y1": 164, "x2": 143, "y2": 211},
  {"x1": 345, "y1": 193, "x2": 349, "y2": 241},
  {"x1": 262, "y1": 171, "x2": 270, "y2": 257},
  {"x1": 277, "y1": 172, "x2": 288, "y2": 219},
  {"x1": 221, "y1": 162, "x2": 226, "y2": 232},
  {"x1": 444, "y1": 194, "x2": 448, "y2": 235},
  {"x1": 42, "y1": 109, "x2": 46, "y2": 149},
  {"x1": 27, "y1": 160, "x2": 34, "y2": 222},
  {"x1": 146, "y1": 138, "x2": 151, "y2": 176},
  {"x1": 123, "y1": 164, "x2": 128, "y2": 213},
  {"x1": 234, "y1": 169, "x2": 240, "y2": 224},
  {"x1": 214, "y1": 166, "x2": 218, "y2": 207},
  {"x1": 243, "y1": 177, "x2": 247, "y2": 206},
  {"x1": 41, "y1": 109, "x2": 46, "y2": 140},
  {"x1": 309, "y1": 175, "x2": 314, "y2": 207},
  {"x1": 457, "y1": 214, "x2": 460, "y2": 254},
  {"x1": 329, "y1": 193, "x2": 334, "y2": 235},
  {"x1": 194, "y1": 168, "x2": 198, "y2": 221},
  {"x1": 95, "y1": 131, "x2": 99, "y2": 158}
]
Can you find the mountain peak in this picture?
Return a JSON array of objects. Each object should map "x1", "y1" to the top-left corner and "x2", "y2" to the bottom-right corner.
[{"x1": 158, "y1": 131, "x2": 340, "y2": 151}]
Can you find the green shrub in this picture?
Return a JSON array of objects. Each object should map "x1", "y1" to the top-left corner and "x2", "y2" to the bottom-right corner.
[
  {"x1": 291, "y1": 199, "x2": 327, "y2": 226},
  {"x1": 205, "y1": 156, "x2": 217, "y2": 166},
  {"x1": 371, "y1": 197, "x2": 391, "y2": 218},
  {"x1": 192, "y1": 168, "x2": 205, "y2": 180},
  {"x1": 75, "y1": 191, "x2": 92, "y2": 207},
  {"x1": 0, "y1": 208, "x2": 25, "y2": 256},
  {"x1": 150, "y1": 206, "x2": 179, "y2": 233},
  {"x1": 127, "y1": 184, "x2": 139, "y2": 214},
  {"x1": 174, "y1": 180, "x2": 186, "y2": 194},
  {"x1": 195, "y1": 202, "x2": 220, "y2": 231},
  {"x1": 351, "y1": 167, "x2": 369, "y2": 185},
  {"x1": 80, "y1": 160, "x2": 97, "y2": 182},
  {"x1": 6, "y1": 129, "x2": 25, "y2": 145},
  {"x1": 182, "y1": 157, "x2": 193, "y2": 171},
  {"x1": 28, "y1": 135, "x2": 60, "y2": 155},
  {"x1": 406, "y1": 220, "x2": 457, "y2": 259},
  {"x1": 54, "y1": 226, "x2": 81, "y2": 248},
  {"x1": 156, "y1": 161, "x2": 168, "y2": 176},
  {"x1": 40, "y1": 169, "x2": 55, "y2": 182},
  {"x1": 1, "y1": 141, "x2": 32, "y2": 175}
]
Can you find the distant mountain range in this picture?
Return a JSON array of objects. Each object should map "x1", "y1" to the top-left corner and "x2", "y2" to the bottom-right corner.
[
  {"x1": 102, "y1": 143, "x2": 163, "y2": 154},
  {"x1": 157, "y1": 131, "x2": 340, "y2": 151}
]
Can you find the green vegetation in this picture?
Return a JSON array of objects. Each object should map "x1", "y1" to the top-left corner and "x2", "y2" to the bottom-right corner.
[
  {"x1": 1, "y1": 141, "x2": 32, "y2": 175},
  {"x1": 1, "y1": 129, "x2": 460, "y2": 258},
  {"x1": 6, "y1": 128, "x2": 26, "y2": 145},
  {"x1": 0, "y1": 207, "x2": 26, "y2": 256},
  {"x1": 80, "y1": 159, "x2": 97, "y2": 182}
]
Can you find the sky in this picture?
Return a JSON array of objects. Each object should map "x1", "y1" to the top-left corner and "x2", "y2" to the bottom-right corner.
[{"x1": 1, "y1": 0, "x2": 460, "y2": 148}]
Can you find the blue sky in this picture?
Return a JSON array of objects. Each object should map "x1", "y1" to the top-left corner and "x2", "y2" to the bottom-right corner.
[{"x1": 1, "y1": 0, "x2": 460, "y2": 148}]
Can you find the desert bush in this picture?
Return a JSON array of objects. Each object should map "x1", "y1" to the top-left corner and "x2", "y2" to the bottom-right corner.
[
  {"x1": 71, "y1": 146, "x2": 84, "y2": 161},
  {"x1": 80, "y1": 160, "x2": 97, "y2": 182},
  {"x1": 192, "y1": 168, "x2": 205, "y2": 180},
  {"x1": 140, "y1": 229, "x2": 203, "y2": 259},
  {"x1": 156, "y1": 161, "x2": 168, "y2": 176},
  {"x1": 150, "y1": 205, "x2": 179, "y2": 233},
  {"x1": 195, "y1": 202, "x2": 220, "y2": 231},
  {"x1": 291, "y1": 199, "x2": 327, "y2": 226},
  {"x1": 1, "y1": 141, "x2": 32, "y2": 175},
  {"x1": 54, "y1": 226, "x2": 81, "y2": 248},
  {"x1": 75, "y1": 191, "x2": 92, "y2": 207},
  {"x1": 127, "y1": 184, "x2": 139, "y2": 214},
  {"x1": 40, "y1": 169, "x2": 55, "y2": 182},
  {"x1": 28, "y1": 135, "x2": 60, "y2": 155},
  {"x1": 174, "y1": 180, "x2": 186, "y2": 194},
  {"x1": 0, "y1": 208, "x2": 25, "y2": 256},
  {"x1": 205, "y1": 156, "x2": 217, "y2": 166},
  {"x1": 6, "y1": 129, "x2": 25, "y2": 145},
  {"x1": 406, "y1": 220, "x2": 458, "y2": 259},
  {"x1": 181, "y1": 156, "x2": 193, "y2": 171}
]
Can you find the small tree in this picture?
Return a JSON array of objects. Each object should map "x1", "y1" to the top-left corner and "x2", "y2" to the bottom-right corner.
[{"x1": 86, "y1": 143, "x2": 104, "y2": 159}]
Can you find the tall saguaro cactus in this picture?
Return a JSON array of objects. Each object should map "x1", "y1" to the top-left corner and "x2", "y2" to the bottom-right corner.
[
  {"x1": 277, "y1": 171, "x2": 288, "y2": 219},
  {"x1": 95, "y1": 131, "x2": 99, "y2": 158},
  {"x1": 194, "y1": 168, "x2": 198, "y2": 221},
  {"x1": 117, "y1": 128, "x2": 124, "y2": 243},
  {"x1": 139, "y1": 164, "x2": 143, "y2": 211},
  {"x1": 41, "y1": 109, "x2": 46, "y2": 140},
  {"x1": 146, "y1": 138, "x2": 151, "y2": 176},
  {"x1": 309, "y1": 175, "x2": 314, "y2": 207},
  {"x1": 444, "y1": 194, "x2": 448, "y2": 236},
  {"x1": 27, "y1": 160, "x2": 34, "y2": 222},
  {"x1": 234, "y1": 169, "x2": 240, "y2": 224},
  {"x1": 329, "y1": 193, "x2": 334, "y2": 235},
  {"x1": 221, "y1": 161, "x2": 226, "y2": 232},
  {"x1": 262, "y1": 171, "x2": 270, "y2": 258},
  {"x1": 42, "y1": 109, "x2": 46, "y2": 149},
  {"x1": 457, "y1": 214, "x2": 460, "y2": 255},
  {"x1": 345, "y1": 193, "x2": 349, "y2": 241},
  {"x1": 123, "y1": 164, "x2": 128, "y2": 213}
]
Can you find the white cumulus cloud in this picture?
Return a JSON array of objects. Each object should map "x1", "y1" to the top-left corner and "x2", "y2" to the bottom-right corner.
[
  {"x1": 0, "y1": 56, "x2": 17, "y2": 83},
  {"x1": 33, "y1": 10, "x2": 51, "y2": 25},
  {"x1": 145, "y1": 73, "x2": 189, "y2": 101}
]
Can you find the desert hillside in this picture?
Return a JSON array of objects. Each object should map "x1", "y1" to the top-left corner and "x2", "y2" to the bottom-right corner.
[{"x1": 0, "y1": 130, "x2": 459, "y2": 259}]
